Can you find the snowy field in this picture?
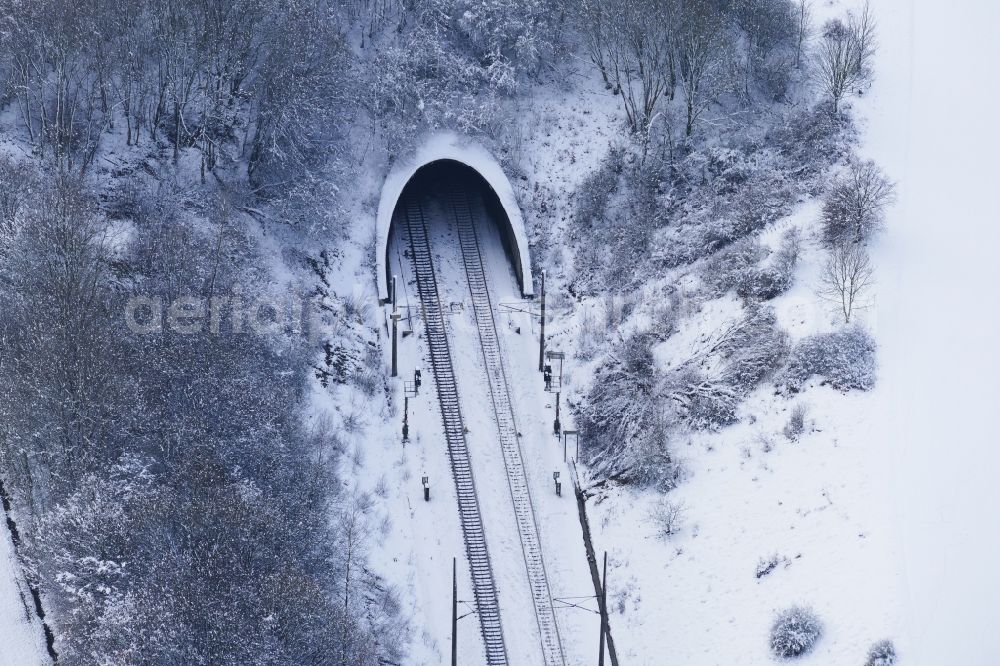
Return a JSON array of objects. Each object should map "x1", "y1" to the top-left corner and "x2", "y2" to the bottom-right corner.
[{"x1": 861, "y1": 0, "x2": 1000, "y2": 663}]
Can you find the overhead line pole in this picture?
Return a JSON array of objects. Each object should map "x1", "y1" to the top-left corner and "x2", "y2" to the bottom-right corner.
[
  {"x1": 538, "y1": 269, "x2": 546, "y2": 372},
  {"x1": 452, "y1": 557, "x2": 459, "y2": 666},
  {"x1": 391, "y1": 274, "x2": 399, "y2": 377},
  {"x1": 598, "y1": 551, "x2": 608, "y2": 666}
]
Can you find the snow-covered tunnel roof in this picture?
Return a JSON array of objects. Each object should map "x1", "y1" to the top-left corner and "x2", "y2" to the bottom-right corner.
[{"x1": 375, "y1": 132, "x2": 534, "y2": 302}]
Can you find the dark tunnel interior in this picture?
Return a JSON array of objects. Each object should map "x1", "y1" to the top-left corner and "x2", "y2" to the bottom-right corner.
[{"x1": 387, "y1": 159, "x2": 525, "y2": 296}]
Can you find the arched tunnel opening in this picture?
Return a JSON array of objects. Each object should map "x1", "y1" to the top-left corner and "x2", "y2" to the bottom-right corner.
[{"x1": 384, "y1": 159, "x2": 528, "y2": 302}]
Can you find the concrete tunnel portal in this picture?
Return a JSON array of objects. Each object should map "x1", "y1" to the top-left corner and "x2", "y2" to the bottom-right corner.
[{"x1": 375, "y1": 133, "x2": 534, "y2": 302}]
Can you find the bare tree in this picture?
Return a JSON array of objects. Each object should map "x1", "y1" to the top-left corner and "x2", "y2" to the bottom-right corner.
[
  {"x1": 580, "y1": 0, "x2": 613, "y2": 86},
  {"x1": 816, "y1": 2, "x2": 876, "y2": 112},
  {"x1": 582, "y1": 0, "x2": 676, "y2": 134},
  {"x1": 822, "y1": 159, "x2": 895, "y2": 245},
  {"x1": 816, "y1": 18, "x2": 859, "y2": 113},
  {"x1": 819, "y1": 243, "x2": 873, "y2": 323},
  {"x1": 729, "y1": 0, "x2": 798, "y2": 102},
  {"x1": 794, "y1": 0, "x2": 812, "y2": 68},
  {"x1": 851, "y1": 1, "x2": 878, "y2": 80},
  {"x1": 676, "y1": 0, "x2": 726, "y2": 135}
]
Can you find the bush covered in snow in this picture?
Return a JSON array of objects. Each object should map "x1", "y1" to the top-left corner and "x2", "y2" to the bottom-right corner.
[
  {"x1": 652, "y1": 149, "x2": 838, "y2": 273},
  {"x1": 766, "y1": 103, "x2": 857, "y2": 188},
  {"x1": 704, "y1": 237, "x2": 767, "y2": 297},
  {"x1": 782, "y1": 327, "x2": 877, "y2": 391},
  {"x1": 650, "y1": 498, "x2": 686, "y2": 539},
  {"x1": 666, "y1": 306, "x2": 788, "y2": 431},
  {"x1": 578, "y1": 330, "x2": 682, "y2": 489},
  {"x1": 770, "y1": 606, "x2": 823, "y2": 658},
  {"x1": 715, "y1": 306, "x2": 790, "y2": 394},
  {"x1": 581, "y1": 305, "x2": 789, "y2": 482},
  {"x1": 704, "y1": 229, "x2": 800, "y2": 302},
  {"x1": 865, "y1": 639, "x2": 897, "y2": 666},
  {"x1": 571, "y1": 149, "x2": 662, "y2": 291},
  {"x1": 756, "y1": 553, "x2": 782, "y2": 579},
  {"x1": 453, "y1": 0, "x2": 568, "y2": 75},
  {"x1": 573, "y1": 147, "x2": 625, "y2": 233},
  {"x1": 783, "y1": 403, "x2": 809, "y2": 440},
  {"x1": 573, "y1": 93, "x2": 854, "y2": 288}
]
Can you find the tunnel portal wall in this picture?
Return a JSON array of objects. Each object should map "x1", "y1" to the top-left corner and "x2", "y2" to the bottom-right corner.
[{"x1": 375, "y1": 132, "x2": 534, "y2": 302}]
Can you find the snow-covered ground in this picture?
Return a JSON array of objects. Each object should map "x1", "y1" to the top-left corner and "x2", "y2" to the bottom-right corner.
[
  {"x1": 568, "y1": 1, "x2": 1000, "y2": 662},
  {"x1": 554, "y1": 217, "x2": 906, "y2": 664},
  {"x1": 499, "y1": 2, "x2": 1000, "y2": 663},
  {"x1": 860, "y1": 1, "x2": 1000, "y2": 663}
]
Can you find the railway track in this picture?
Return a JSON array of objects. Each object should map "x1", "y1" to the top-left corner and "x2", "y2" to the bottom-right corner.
[
  {"x1": 401, "y1": 199, "x2": 509, "y2": 666},
  {"x1": 448, "y1": 188, "x2": 567, "y2": 666}
]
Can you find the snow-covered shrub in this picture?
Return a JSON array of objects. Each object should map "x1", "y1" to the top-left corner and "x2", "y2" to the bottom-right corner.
[
  {"x1": 717, "y1": 306, "x2": 790, "y2": 392},
  {"x1": 656, "y1": 145, "x2": 814, "y2": 271},
  {"x1": 865, "y1": 639, "x2": 897, "y2": 666},
  {"x1": 573, "y1": 147, "x2": 624, "y2": 233},
  {"x1": 776, "y1": 227, "x2": 802, "y2": 268},
  {"x1": 353, "y1": 345, "x2": 384, "y2": 397},
  {"x1": 651, "y1": 290, "x2": 682, "y2": 339},
  {"x1": 453, "y1": 0, "x2": 567, "y2": 75},
  {"x1": 661, "y1": 306, "x2": 788, "y2": 431},
  {"x1": 756, "y1": 553, "x2": 781, "y2": 579},
  {"x1": 756, "y1": 432, "x2": 775, "y2": 453},
  {"x1": 678, "y1": 367, "x2": 742, "y2": 431},
  {"x1": 572, "y1": 148, "x2": 661, "y2": 290},
  {"x1": 767, "y1": 104, "x2": 856, "y2": 190},
  {"x1": 625, "y1": 411, "x2": 686, "y2": 491},
  {"x1": 754, "y1": 227, "x2": 803, "y2": 299},
  {"x1": 602, "y1": 291, "x2": 637, "y2": 331},
  {"x1": 707, "y1": 227, "x2": 802, "y2": 302},
  {"x1": 649, "y1": 498, "x2": 686, "y2": 538},
  {"x1": 579, "y1": 330, "x2": 681, "y2": 488},
  {"x1": 366, "y1": 21, "x2": 507, "y2": 150},
  {"x1": 758, "y1": 264, "x2": 795, "y2": 300},
  {"x1": 618, "y1": 100, "x2": 853, "y2": 275},
  {"x1": 783, "y1": 403, "x2": 808, "y2": 440},
  {"x1": 733, "y1": 172, "x2": 795, "y2": 238},
  {"x1": 770, "y1": 606, "x2": 823, "y2": 658},
  {"x1": 782, "y1": 327, "x2": 877, "y2": 391},
  {"x1": 343, "y1": 291, "x2": 373, "y2": 325},
  {"x1": 581, "y1": 329, "x2": 657, "y2": 421},
  {"x1": 703, "y1": 237, "x2": 767, "y2": 298},
  {"x1": 576, "y1": 307, "x2": 605, "y2": 361}
]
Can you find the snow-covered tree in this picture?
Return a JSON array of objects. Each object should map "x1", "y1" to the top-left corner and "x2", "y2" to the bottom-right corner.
[{"x1": 822, "y1": 158, "x2": 895, "y2": 245}]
